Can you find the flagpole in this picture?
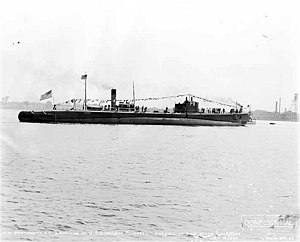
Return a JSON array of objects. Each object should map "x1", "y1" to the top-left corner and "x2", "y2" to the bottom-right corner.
[
  {"x1": 84, "y1": 72, "x2": 87, "y2": 111},
  {"x1": 133, "y1": 81, "x2": 135, "y2": 108},
  {"x1": 52, "y1": 91, "x2": 55, "y2": 105}
]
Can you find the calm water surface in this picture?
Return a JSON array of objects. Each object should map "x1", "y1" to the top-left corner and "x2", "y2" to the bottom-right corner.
[{"x1": 0, "y1": 109, "x2": 298, "y2": 241}]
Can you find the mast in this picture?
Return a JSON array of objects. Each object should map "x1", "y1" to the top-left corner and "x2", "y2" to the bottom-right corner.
[
  {"x1": 85, "y1": 73, "x2": 87, "y2": 110},
  {"x1": 52, "y1": 92, "x2": 55, "y2": 105},
  {"x1": 133, "y1": 81, "x2": 135, "y2": 107}
]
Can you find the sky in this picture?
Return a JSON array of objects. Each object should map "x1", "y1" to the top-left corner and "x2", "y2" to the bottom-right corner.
[{"x1": 0, "y1": 0, "x2": 299, "y2": 111}]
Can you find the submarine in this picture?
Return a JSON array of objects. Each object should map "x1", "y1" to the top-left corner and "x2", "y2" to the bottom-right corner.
[{"x1": 18, "y1": 88, "x2": 250, "y2": 126}]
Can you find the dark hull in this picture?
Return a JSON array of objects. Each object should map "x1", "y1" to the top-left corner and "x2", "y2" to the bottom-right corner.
[{"x1": 18, "y1": 110, "x2": 249, "y2": 126}]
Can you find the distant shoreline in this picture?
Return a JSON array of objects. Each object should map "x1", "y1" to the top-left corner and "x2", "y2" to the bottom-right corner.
[
  {"x1": 252, "y1": 110, "x2": 299, "y2": 122},
  {"x1": 0, "y1": 101, "x2": 53, "y2": 111}
]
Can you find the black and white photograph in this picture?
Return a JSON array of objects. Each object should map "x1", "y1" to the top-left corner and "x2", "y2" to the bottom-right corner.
[{"x1": 0, "y1": 0, "x2": 299, "y2": 241}]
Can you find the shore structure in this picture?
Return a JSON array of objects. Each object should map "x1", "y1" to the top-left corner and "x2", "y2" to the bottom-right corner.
[
  {"x1": 19, "y1": 88, "x2": 250, "y2": 126},
  {"x1": 252, "y1": 94, "x2": 299, "y2": 122}
]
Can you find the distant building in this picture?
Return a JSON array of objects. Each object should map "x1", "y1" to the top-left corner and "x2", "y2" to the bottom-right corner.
[{"x1": 253, "y1": 93, "x2": 299, "y2": 122}]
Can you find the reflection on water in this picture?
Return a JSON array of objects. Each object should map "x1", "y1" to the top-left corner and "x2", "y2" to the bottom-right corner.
[{"x1": 1, "y1": 109, "x2": 298, "y2": 241}]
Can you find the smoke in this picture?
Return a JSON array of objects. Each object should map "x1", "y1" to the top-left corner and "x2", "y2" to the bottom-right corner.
[
  {"x1": 206, "y1": 96, "x2": 242, "y2": 106},
  {"x1": 89, "y1": 79, "x2": 114, "y2": 91},
  {"x1": 101, "y1": 83, "x2": 114, "y2": 90}
]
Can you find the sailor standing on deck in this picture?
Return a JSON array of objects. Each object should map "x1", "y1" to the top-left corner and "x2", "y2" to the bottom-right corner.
[{"x1": 239, "y1": 106, "x2": 243, "y2": 113}]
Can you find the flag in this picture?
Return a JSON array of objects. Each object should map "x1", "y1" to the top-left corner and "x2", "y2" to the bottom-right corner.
[
  {"x1": 81, "y1": 74, "x2": 87, "y2": 80},
  {"x1": 40, "y1": 90, "x2": 52, "y2": 101}
]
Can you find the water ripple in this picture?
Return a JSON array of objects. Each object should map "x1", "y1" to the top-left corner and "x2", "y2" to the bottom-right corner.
[{"x1": 1, "y1": 110, "x2": 298, "y2": 241}]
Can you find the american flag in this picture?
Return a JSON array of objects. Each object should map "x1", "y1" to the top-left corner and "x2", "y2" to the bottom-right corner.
[
  {"x1": 81, "y1": 74, "x2": 87, "y2": 80},
  {"x1": 40, "y1": 90, "x2": 52, "y2": 101}
]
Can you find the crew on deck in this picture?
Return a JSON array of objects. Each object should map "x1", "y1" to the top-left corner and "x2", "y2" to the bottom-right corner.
[{"x1": 229, "y1": 106, "x2": 243, "y2": 114}]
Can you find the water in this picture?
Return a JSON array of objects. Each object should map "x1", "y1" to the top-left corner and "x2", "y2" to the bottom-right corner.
[{"x1": 1, "y1": 109, "x2": 298, "y2": 241}]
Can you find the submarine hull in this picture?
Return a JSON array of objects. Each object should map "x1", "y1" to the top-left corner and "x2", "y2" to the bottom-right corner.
[{"x1": 18, "y1": 110, "x2": 249, "y2": 126}]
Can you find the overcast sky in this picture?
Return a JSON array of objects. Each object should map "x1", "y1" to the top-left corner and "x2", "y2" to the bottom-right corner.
[{"x1": 0, "y1": 0, "x2": 299, "y2": 111}]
